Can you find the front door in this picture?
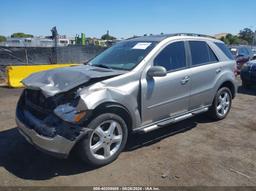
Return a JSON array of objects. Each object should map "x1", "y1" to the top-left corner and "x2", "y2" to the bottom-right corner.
[{"x1": 140, "y1": 41, "x2": 190, "y2": 126}]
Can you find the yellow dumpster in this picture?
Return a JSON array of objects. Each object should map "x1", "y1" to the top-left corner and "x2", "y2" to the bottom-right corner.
[{"x1": 6, "y1": 64, "x2": 79, "y2": 88}]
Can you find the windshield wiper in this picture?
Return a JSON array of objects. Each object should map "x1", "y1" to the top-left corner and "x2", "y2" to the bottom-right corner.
[{"x1": 93, "y1": 64, "x2": 112, "y2": 69}]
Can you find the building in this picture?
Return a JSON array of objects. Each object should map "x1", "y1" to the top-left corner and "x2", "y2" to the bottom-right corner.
[
  {"x1": 0, "y1": 36, "x2": 71, "y2": 47},
  {"x1": 214, "y1": 33, "x2": 229, "y2": 39}
]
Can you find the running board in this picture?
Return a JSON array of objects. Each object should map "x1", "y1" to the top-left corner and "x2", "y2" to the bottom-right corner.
[
  {"x1": 158, "y1": 113, "x2": 192, "y2": 127},
  {"x1": 142, "y1": 125, "x2": 159, "y2": 133},
  {"x1": 191, "y1": 107, "x2": 208, "y2": 115},
  {"x1": 140, "y1": 107, "x2": 209, "y2": 133}
]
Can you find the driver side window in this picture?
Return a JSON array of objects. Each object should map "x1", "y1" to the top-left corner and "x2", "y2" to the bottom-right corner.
[{"x1": 154, "y1": 41, "x2": 187, "y2": 71}]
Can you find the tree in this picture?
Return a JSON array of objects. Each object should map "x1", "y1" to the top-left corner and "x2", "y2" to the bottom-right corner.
[
  {"x1": 101, "y1": 30, "x2": 116, "y2": 40},
  {"x1": 0, "y1": 35, "x2": 6, "y2": 42},
  {"x1": 239, "y1": 28, "x2": 254, "y2": 44},
  {"x1": 101, "y1": 33, "x2": 116, "y2": 40},
  {"x1": 11, "y1": 32, "x2": 33, "y2": 38},
  {"x1": 220, "y1": 33, "x2": 242, "y2": 45}
]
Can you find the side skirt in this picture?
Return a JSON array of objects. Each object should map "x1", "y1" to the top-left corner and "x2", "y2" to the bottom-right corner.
[{"x1": 133, "y1": 107, "x2": 209, "y2": 133}]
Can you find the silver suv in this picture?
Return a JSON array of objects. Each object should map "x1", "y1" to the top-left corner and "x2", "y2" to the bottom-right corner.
[{"x1": 16, "y1": 34, "x2": 237, "y2": 166}]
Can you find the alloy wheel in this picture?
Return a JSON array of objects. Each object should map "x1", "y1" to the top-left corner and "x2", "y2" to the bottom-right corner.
[
  {"x1": 89, "y1": 120, "x2": 123, "y2": 160},
  {"x1": 216, "y1": 91, "x2": 230, "y2": 117}
]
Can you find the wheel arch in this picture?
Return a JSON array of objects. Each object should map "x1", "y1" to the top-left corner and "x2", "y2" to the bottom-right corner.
[
  {"x1": 90, "y1": 102, "x2": 133, "y2": 133},
  {"x1": 218, "y1": 80, "x2": 236, "y2": 99}
]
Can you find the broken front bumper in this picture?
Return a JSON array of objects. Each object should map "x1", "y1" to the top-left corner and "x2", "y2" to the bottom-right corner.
[
  {"x1": 15, "y1": 89, "x2": 92, "y2": 158},
  {"x1": 16, "y1": 115, "x2": 75, "y2": 158},
  {"x1": 15, "y1": 104, "x2": 91, "y2": 158}
]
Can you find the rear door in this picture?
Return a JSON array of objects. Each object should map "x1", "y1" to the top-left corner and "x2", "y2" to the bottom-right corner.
[{"x1": 187, "y1": 41, "x2": 221, "y2": 110}]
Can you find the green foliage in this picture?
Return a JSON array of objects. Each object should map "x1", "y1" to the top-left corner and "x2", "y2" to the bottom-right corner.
[
  {"x1": 220, "y1": 28, "x2": 256, "y2": 45},
  {"x1": 239, "y1": 28, "x2": 254, "y2": 44},
  {"x1": 101, "y1": 33, "x2": 116, "y2": 40},
  {"x1": 11, "y1": 32, "x2": 33, "y2": 38},
  {"x1": 220, "y1": 33, "x2": 243, "y2": 45},
  {"x1": 0, "y1": 35, "x2": 6, "y2": 42}
]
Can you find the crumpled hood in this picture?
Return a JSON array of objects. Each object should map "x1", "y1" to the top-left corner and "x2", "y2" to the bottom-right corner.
[{"x1": 22, "y1": 65, "x2": 126, "y2": 97}]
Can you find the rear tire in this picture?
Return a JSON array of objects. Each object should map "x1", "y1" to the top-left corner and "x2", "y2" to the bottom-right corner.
[
  {"x1": 208, "y1": 87, "x2": 232, "y2": 120},
  {"x1": 78, "y1": 113, "x2": 128, "y2": 167}
]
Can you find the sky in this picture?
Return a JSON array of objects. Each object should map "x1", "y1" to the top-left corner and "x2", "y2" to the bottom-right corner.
[{"x1": 0, "y1": 0, "x2": 255, "y2": 39}]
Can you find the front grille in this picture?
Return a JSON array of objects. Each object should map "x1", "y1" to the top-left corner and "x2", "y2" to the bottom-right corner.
[
  {"x1": 23, "y1": 89, "x2": 56, "y2": 119},
  {"x1": 18, "y1": 89, "x2": 83, "y2": 141},
  {"x1": 25, "y1": 89, "x2": 57, "y2": 109},
  {"x1": 22, "y1": 88, "x2": 78, "y2": 120}
]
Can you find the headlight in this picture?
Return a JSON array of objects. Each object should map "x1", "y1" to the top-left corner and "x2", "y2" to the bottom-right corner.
[{"x1": 54, "y1": 104, "x2": 87, "y2": 123}]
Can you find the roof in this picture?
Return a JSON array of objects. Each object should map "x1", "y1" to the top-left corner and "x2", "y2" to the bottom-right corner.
[{"x1": 128, "y1": 33, "x2": 217, "y2": 42}]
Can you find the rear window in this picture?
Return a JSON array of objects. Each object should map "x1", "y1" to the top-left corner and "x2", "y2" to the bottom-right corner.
[
  {"x1": 189, "y1": 41, "x2": 218, "y2": 66},
  {"x1": 215, "y1": 42, "x2": 234, "y2": 60}
]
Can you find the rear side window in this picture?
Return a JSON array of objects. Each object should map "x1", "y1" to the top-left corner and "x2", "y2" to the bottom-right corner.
[
  {"x1": 154, "y1": 41, "x2": 186, "y2": 71},
  {"x1": 189, "y1": 41, "x2": 218, "y2": 66},
  {"x1": 239, "y1": 48, "x2": 246, "y2": 56},
  {"x1": 215, "y1": 42, "x2": 234, "y2": 60},
  {"x1": 244, "y1": 48, "x2": 249, "y2": 55}
]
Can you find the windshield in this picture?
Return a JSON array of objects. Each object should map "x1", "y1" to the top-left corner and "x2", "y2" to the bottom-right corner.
[{"x1": 89, "y1": 40, "x2": 157, "y2": 70}]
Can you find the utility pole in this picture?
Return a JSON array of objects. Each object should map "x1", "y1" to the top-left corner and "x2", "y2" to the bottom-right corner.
[
  {"x1": 51, "y1": 26, "x2": 58, "y2": 64},
  {"x1": 253, "y1": 30, "x2": 256, "y2": 47}
]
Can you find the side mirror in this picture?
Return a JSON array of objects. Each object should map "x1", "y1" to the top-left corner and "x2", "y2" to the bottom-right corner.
[{"x1": 147, "y1": 66, "x2": 167, "y2": 78}]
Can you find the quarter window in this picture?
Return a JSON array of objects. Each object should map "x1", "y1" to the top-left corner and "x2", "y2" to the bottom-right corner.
[
  {"x1": 215, "y1": 42, "x2": 234, "y2": 60},
  {"x1": 189, "y1": 41, "x2": 218, "y2": 66},
  {"x1": 154, "y1": 41, "x2": 186, "y2": 71}
]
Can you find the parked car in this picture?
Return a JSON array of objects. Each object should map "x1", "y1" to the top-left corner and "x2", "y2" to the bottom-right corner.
[
  {"x1": 230, "y1": 46, "x2": 253, "y2": 74},
  {"x1": 240, "y1": 60, "x2": 256, "y2": 88},
  {"x1": 252, "y1": 48, "x2": 256, "y2": 60},
  {"x1": 16, "y1": 33, "x2": 237, "y2": 166}
]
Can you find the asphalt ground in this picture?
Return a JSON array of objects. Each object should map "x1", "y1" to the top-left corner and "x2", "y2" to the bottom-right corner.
[{"x1": 0, "y1": 79, "x2": 255, "y2": 186}]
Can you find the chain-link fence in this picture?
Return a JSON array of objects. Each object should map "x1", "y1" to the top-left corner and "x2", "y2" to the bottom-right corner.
[
  {"x1": 0, "y1": 45, "x2": 106, "y2": 65},
  {"x1": 0, "y1": 45, "x2": 106, "y2": 84}
]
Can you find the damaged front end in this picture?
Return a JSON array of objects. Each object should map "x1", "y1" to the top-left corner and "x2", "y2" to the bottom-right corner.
[
  {"x1": 16, "y1": 65, "x2": 127, "y2": 158},
  {"x1": 16, "y1": 88, "x2": 92, "y2": 158}
]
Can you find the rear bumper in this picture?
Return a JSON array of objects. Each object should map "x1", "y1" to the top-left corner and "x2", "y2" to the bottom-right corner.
[{"x1": 16, "y1": 116, "x2": 75, "y2": 158}]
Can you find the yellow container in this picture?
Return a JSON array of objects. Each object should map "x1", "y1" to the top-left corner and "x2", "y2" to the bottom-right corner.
[{"x1": 6, "y1": 64, "x2": 79, "y2": 88}]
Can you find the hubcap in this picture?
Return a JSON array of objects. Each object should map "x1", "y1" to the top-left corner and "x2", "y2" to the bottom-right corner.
[
  {"x1": 89, "y1": 120, "x2": 123, "y2": 160},
  {"x1": 216, "y1": 91, "x2": 230, "y2": 117}
]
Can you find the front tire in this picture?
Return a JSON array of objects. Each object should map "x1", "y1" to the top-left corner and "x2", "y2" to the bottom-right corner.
[
  {"x1": 78, "y1": 113, "x2": 128, "y2": 167},
  {"x1": 208, "y1": 87, "x2": 232, "y2": 120}
]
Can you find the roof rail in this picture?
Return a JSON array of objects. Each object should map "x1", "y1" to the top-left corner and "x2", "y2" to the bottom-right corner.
[{"x1": 170, "y1": 33, "x2": 216, "y2": 39}]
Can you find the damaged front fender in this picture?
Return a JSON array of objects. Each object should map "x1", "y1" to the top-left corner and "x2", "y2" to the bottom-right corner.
[{"x1": 78, "y1": 81, "x2": 142, "y2": 130}]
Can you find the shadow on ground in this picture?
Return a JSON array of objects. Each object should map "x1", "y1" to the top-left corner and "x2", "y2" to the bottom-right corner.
[{"x1": 0, "y1": 115, "x2": 211, "y2": 180}]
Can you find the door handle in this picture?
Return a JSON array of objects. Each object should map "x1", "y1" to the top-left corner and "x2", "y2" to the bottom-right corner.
[
  {"x1": 181, "y1": 76, "x2": 190, "y2": 85},
  {"x1": 216, "y1": 68, "x2": 222, "y2": 74}
]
